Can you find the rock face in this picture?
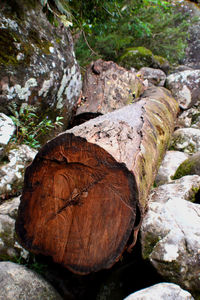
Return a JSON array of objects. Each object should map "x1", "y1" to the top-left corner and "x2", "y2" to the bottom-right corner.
[
  {"x1": 0, "y1": 261, "x2": 62, "y2": 300},
  {"x1": 173, "y1": 151, "x2": 200, "y2": 179},
  {"x1": 124, "y1": 283, "x2": 194, "y2": 300},
  {"x1": 0, "y1": 196, "x2": 29, "y2": 261},
  {"x1": 0, "y1": 0, "x2": 82, "y2": 127},
  {"x1": 141, "y1": 175, "x2": 200, "y2": 295},
  {"x1": 155, "y1": 151, "x2": 188, "y2": 185},
  {"x1": 0, "y1": 113, "x2": 15, "y2": 157},
  {"x1": 166, "y1": 70, "x2": 200, "y2": 109},
  {"x1": 0, "y1": 144, "x2": 37, "y2": 199}
]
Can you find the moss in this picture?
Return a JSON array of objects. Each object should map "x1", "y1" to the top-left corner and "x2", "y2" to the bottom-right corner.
[
  {"x1": 0, "y1": 28, "x2": 34, "y2": 66},
  {"x1": 142, "y1": 232, "x2": 161, "y2": 260},
  {"x1": 172, "y1": 159, "x2": 195, "y2": 180},
  {"x1": 28, "y1": 29, "x2": 53, "y2": 55},
  {"x1": 119, "y1": 46, "x2": 153, "y2": 70}
]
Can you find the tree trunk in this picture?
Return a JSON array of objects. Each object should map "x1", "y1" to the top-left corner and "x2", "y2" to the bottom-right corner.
[{"x1": 16, "y1": 86, "x2": 179, "y2": 275}]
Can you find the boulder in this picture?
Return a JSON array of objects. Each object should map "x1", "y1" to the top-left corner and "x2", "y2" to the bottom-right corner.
[
  {"x1": 151, "y1": 55, "x2": 170, "y2": 74},
  {"x1": 0, "y1": 196, "x2": 29, "y2": 261},
  {"x1": 171, "y1": 127, "x2": 200, "y2": 154},
  {"x1": 155, "y1": 151, "x2": 189, "y2": 185},
  {"x1": 177, "y1": 107, "x2": 200, "y2": 128},
  {"x1": 0, "y1": 144, "x2": 37, "y2": 199},
  {"x1": 119, "y1": 47, "x2": 154, "y2": 70},
  {"x1": 137, "y1": 67, "x2": 166, "y2": 87},
  {"x1": 0, "y1": 113, "x2": 15, "y2": 158},
  {"x1": 124, "y1": 283, "x2": 194, "y2": 300},
  {"x1": 141, "y1": 175, "x2": 200, "y2": 294},
  {"x1": 166, "y1": 70, "x2": 200, "y2": 109},
  {"x1": 0, "y1": 0, "x2": 82, "y2": 127},
  {"x1": 0, "y1": 261, "x2": 62, "y2": 299}
]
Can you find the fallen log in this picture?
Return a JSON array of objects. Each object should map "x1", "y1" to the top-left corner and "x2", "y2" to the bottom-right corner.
[
  {"x1": 16, "y1": 86, "x2": 179, "y2": 275},
  {"x1": 76, "y1": 59, "x2": 145, "y2": 115}
]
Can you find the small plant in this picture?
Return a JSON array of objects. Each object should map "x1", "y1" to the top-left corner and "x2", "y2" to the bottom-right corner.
[{"x1": 9, "y1": 103, "x2": 63, "y2": 149}]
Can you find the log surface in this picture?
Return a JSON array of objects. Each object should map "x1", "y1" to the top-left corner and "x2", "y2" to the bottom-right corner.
[{"x1": 16, "y1": 86, "x2": 179, "y2": 274}]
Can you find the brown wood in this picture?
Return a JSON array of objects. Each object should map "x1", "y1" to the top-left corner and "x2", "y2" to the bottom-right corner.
[
  {"x1": 16, "y1": 86, "x2": 179, "y2": 275},
  {"x1": 76, "y1": 59, "x2": 145, "y2": 116}
]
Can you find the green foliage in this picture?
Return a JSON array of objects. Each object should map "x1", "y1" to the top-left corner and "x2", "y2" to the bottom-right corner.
[
  {"x1": 70, "y1": 0, "x2": 192, "y2": 67},
  {"x1": 8, "y1": 103, "x2": 63, "y2": 149}
]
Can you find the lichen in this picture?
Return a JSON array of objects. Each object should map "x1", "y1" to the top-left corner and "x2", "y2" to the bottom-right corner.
[{"x1": 142, "y1": 232, "x2": 161, "y2": 260}]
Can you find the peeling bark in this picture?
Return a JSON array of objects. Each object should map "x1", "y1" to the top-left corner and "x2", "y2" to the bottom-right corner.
[{"x1": 16, "y1": 86, "x2": 179, "y2": 275}]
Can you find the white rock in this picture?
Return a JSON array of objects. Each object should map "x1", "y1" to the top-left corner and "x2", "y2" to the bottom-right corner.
[
  {"x1": 0, "y1": 144, "x2": 37, "y2": 197},
  {"x1": 155, "y1": 151, "x2": 189, "y2": 185},
  {"x1": 166, "y1": 70, "x2": 200, "y2": 109},
  {"x1": 171, "y1": 127, "x2": 200, "y2": 153},
  {"x1": 141, "y1": 175, "x2": 200, "y2": 292},
  {"x1": 0, "y1": 113, "x2": 15, "y2": 157},
  {"x1": 0, "y1": 196, "x2": 29, "y2": 260},
  {"x1": 124, "y1": 283, "x2": 194, "y2": 300},
  {"x1": 0, "y1": 261, "x2": 62, "y2": 299}
]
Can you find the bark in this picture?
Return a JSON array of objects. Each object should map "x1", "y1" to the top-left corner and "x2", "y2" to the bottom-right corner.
[
  {"x1": 16, "y1": 86, "x2": 179, "y2": 275},
  {"x1": 76, "y1": 59, "x2": 145, "y2": 115}
]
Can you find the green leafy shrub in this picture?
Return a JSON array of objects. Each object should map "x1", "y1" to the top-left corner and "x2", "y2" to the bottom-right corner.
[{"x1": 9, "y1": 103, "x2": 63, "y2": 149}]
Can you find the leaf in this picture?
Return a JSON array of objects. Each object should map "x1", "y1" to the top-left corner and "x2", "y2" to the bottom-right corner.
[{"x1": 59, "y1": 15, "x2": 73, "y2": 27}]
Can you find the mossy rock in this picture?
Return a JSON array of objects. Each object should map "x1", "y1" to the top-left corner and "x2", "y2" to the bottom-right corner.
[
  {"x1": 152, "y1": 55, "x2": 170, "y2": 73},
  {"x1": 173, "y1": 152, "x2": 200, "y2": 180},
  {"x1": 118, "y1": 46, "x2": 153, "y2": 70}
]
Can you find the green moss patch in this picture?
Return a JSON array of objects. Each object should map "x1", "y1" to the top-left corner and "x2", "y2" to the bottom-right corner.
[{"x1": 119, "y1": 46, "x2": 153, "y2": 70}]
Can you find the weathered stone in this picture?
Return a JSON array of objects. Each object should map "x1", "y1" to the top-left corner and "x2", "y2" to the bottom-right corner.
[
  {"x1": 0, "y1": 196, "x2": 29, "y2": 261},
  {"x1": 152, "y1": 55, "x2": 170, "y2": 74},
  {"x1": 119, "y1": 47, "x2": 153, "y2": 70},
  {"x1": 0, "y1": 144, "x2": 37, "y2": 199},
  {"x1": 149, "y1": 175, "x2": 200, "y2": 204},
  {"x1": 155, "y1": 151, "x2": 189, "y2": 185},
  {"x1": 0, "y1": 113, "x2": 15, "y2": 158},
  {"x1": 171, "y1": 127, "x2": 200, "y2": 153},
  {"x1": 0, "y1": 261, "x2": 62, "y2": 299},
  {"x1": 166, "y1": 70, "x2": 200, "y2": 109},
  {"x1": 141, "y1": 175, "x2": 200, "y2": 294},
  {"x1": 177, "y1": 107, "x2": 200, "y2": 128},
  {"x1": 124, "y1": 283, "x2": 194, "y2": 300},
  {"x1": 76, "y1": 59, "x2": 145, "y2": 116},
  {"x1": 0, "y1": 0, "x2": 82, "y2": 128},
  {"x1": 137, "y1": 67, "x2": 166, "y2": 87}
]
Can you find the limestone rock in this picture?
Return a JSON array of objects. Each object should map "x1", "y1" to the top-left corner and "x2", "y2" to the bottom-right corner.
[
  {"x1": 0, "y1": 196, "x2": 29, "y2": 261},
  {"x1": 141, "y1": 175, "x2": 200, "y2": 294},
  {"x1": 137, "y1": 67, "x2": 166, "y2": 87},
  {"x1": 155, "y1": 151, "x2": 189, "y2": 185},
  {"x1": 171, "y1": 127, "x2": 200, "y2": 154},
  {"x1": 166, "y1": 70, "x2": 200, "y2": 109},
  {"x1": 177, "y1": 107, "x2": 200, "y2": 128},
  {"x1": 0, "y1": 0, "x2": 82, "y2": 127},
  {"x1": 124, "y1": 283, "x2": 194, "y2": 300},
  {"x1": 0, "y1": 113, "x2": 15, "y2": 158},
  {"x1": 0, "y1": 144, "x2": 37, "y2": 199},
  {"x1": 0, "y1": 261, "x2": 62, "y2": 299}
]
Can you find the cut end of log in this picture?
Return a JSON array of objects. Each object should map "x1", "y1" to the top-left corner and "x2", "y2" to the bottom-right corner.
[{"x1": 16, "y1": 133, "x2": 139, "y2": 274}]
